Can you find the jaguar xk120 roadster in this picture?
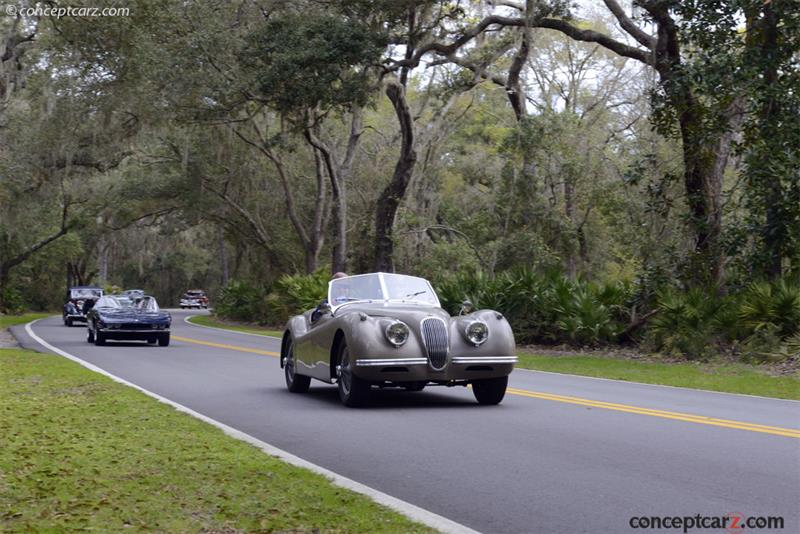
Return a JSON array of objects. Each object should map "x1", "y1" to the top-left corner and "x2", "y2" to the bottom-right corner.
[{"x1": 280, "y1": 272, "x2": 517, "y2": 406}]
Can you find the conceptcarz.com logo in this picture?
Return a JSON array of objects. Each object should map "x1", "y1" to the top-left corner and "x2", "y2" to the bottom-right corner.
[{"x1": 629, "y1": 512, "x2": 785, "y2": 533}]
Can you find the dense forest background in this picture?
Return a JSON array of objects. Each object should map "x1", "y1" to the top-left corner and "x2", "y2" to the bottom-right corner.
[{"x1": 1, "y1": 0, "x2": 798, "y2": 359}]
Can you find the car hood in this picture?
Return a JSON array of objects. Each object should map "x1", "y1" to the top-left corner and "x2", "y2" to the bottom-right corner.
[{"x1": 335, "y1": 303, "x2": 450, "y2": 323}]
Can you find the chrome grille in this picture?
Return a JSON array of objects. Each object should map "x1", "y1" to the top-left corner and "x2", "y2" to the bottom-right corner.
[
  {"x1": 421, "y1": 317, "x2": 448, "y2": 370},
  {"x1": 121, "y1": 323, "x2": 153, "y2": 330}
]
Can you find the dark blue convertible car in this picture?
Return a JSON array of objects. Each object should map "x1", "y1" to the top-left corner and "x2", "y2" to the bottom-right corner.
[{"x1": 86, "y1": 295, "x2": 171, "y2": 346}]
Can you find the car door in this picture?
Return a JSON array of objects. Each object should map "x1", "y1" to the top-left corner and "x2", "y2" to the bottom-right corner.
[{"x1": 295, "y1": 310, "x2": 338, "y2": 382}]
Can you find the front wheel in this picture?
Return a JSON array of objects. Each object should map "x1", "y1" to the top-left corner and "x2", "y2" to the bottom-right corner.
[
  {"x1": 94, "y1": 331, "x2": 106, "y2": 346},
  {"x1": 404, "y1": 381, "x2": 427, "y2": 392},
  {"x1": 158, "y1": 334, "x2": 170, "y2": 347},
  {"x1": 337, "y1": 341, "x2": 370, "y2": 407},
  {"x1": 284, "y1": 338, "x2": 310, "y2": 393},
  {"x1": 472, "y1": 376, "x2": 508, "y2": 405}
]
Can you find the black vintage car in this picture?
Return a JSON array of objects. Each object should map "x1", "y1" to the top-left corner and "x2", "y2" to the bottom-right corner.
[
  {"x1": 86, "y1": 295, "x2": 172, "y2": 346},
  {"x1": 63, "y1": 286, "x2": 104, "y2": 327}
]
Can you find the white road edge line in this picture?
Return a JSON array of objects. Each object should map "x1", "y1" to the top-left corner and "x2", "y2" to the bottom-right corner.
[
  {"x1": 23, "y1": 319, "x2": 478, "y2": 534},
  {"x1": 514, "y1": 366, "x2": 800, "y2": 404},
  {"x1": 183, "y1": 314, "x2": 282, "y2": 339}
]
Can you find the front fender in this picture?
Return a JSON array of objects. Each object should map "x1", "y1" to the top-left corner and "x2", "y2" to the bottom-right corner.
[{"x1": 452, "y1": 309, "x2": 516, "y2": 356}]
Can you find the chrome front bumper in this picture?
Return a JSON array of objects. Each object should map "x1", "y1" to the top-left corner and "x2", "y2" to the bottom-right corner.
[
  {"x1": 355, "y1": 355, "x2": 518, "y2": 367},
  {"x1": 98, "y1": 328, "x2": 171, "y2": 333}
]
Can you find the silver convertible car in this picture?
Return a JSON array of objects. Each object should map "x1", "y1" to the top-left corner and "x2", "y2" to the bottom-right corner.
[{"x1": 280, "y1": 272, "x2": 518, "y2": 406}]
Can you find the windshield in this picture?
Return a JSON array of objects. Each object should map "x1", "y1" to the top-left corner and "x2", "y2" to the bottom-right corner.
[
  {"x1": 328, "y1": 273, "x2": 439, "y2": 310},
  {"x1": 70, "y1": 288, "x2": 103, "y2": 300},
  {"x1": 96, "y1": 296, "x2": 135, "y2": 309},
  {"x1": 137, "y1": 296, "x2": 160, "y2": 312},
  {"x1": 382, "y1": 274, "x2": 439, "y2": 306}
]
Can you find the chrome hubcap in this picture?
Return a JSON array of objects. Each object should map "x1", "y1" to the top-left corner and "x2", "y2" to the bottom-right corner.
[{"x1": 339, "y1": 348, "x2": 351, "y2": 394}]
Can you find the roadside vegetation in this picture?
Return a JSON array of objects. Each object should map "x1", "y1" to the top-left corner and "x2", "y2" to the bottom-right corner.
[
  {"x1": 1, "y1": 5, "x2": 797, "y2": 379},
  {"x1": 0, "y1": 313, "x2": 51, "y2": 329},
  {"x1": 0, "y1": 348, "x2": 432, "y2": 533},
  {"x1": 516, "y1": 352, "x2": 800, "y2": 401}
]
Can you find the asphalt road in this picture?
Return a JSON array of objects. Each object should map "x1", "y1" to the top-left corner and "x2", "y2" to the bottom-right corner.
[{"x1": 13, "y1": 311, "x2": 800, "y2": 533}]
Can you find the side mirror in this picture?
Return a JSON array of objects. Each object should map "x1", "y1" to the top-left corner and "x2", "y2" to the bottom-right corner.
[
  {"x1": 459, "y1": 299, "x2": 474, "y2": 315},
  {"x1": 318, "y1": 301, "x2": 332, "y2": 315}
]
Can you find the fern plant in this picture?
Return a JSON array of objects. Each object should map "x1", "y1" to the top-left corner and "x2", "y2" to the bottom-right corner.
[{"x1": 740, "y1": 280, "x2": 800, "y2": 338}]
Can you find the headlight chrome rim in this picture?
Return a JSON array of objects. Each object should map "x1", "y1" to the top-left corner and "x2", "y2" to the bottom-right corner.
[
  {"x1": 465, "y1": 320, "x2": 489, "y2": 346},
  {"x1": 385, "y1": 320, "x2": 410, "y2": 347}
]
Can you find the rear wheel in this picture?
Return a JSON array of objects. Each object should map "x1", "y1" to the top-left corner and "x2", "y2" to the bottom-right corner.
[
  {"x1": 472, "y1": 376, "x2": 508, "y2": 405},
  {"x1": 284, "y1": 338, "x2": 310, "y2": 393},
  {"x1": 158, "y1": 334, "x2": 170, "y2": 347},
  {"x1": 337, "y1": 341, "x2": 370, "y2": 407}
]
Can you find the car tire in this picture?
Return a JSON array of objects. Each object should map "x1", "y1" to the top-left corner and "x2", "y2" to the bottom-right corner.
[
  {"x1": 65, "y1": 318, "x2": 72, "y2": 327},
  {"x1": 87, "y1": 329, "x2": 95, "y2": 343},
  {"x1": 337, "y1": 340, "x2": 370, "y2": 407},
  {"x1": 94, "y1": 332, "x2": 106, "y2": 346},
  {"x1": 404, "y1": 381, "x2": 426, "y2": 392},
  {"x1": 147, "y1": 336, "x2": 157, "y2": 344},
  {"x1": 284, "y1": 338, "x2": 311, "y2": 393},
  {"x1": 472, "y1": 376, "x2": 508, "y2": 405},
  {"x1": 158, "y1": 334, "x2": 170, "y2": 347}
]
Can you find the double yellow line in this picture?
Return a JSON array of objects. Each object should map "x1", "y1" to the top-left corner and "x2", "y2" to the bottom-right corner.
[
  {"x1": 173, "y1": 334, "x2": 800, "y2": 439},
  {"x1": 507, "y1": 387, "x2": 800, "y2": 439},
  {"x1": 172, "y1": 335, "x2": 279, "y2": 357}
]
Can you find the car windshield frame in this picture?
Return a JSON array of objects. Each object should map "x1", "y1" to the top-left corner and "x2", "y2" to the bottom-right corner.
[
  {"x1": 95, "y1": 296, "x2": 135, "y2": 309},
  {"x1": 137, "y1": 296, "x2": 160, "y2": 312},
  {"x1": 69, "y1": 288, "x2": 103, "y2": 300},
  {"x1": 328, "y1": 273, "x2": 440, "y2": 311}
]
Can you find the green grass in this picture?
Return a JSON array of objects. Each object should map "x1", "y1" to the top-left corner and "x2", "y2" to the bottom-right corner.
[
  {"x1": 0, "y1": 313, "x2": 52, "y2": 329},
  {"x1": 516, "y1": 352, "x2": 800, "y2": 400},
  {"x1": 188, "y1": 314, "x2": 283, "y2": 338},
  {"x1": 0, "y1": 348, "x2": 433, "y2": 533}
]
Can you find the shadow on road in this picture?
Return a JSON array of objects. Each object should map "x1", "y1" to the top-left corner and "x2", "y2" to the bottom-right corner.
[{"x1": 280, "y1": 384, "x2": 484, "y2": 409}]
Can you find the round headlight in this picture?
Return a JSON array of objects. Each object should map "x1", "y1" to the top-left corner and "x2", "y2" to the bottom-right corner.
[
  {"x1": 465, "y1": 321, "x2": 489, "y2": 346},
  {"x1": 385, "y1": 321, "x2": 410, "y2": 347}
]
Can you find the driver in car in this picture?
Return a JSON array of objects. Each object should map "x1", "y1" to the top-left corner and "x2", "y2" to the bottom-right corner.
[{"x1": 311, "y1": 272, "x2": 348, "y2": 322}]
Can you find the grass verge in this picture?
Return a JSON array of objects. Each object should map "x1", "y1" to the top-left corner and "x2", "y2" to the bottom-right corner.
[
  {"x1": 516, "y1": 352, "x2": 800, "y2": 401},
  {"x1": 0, "y1": 348, "x2": 433, "y2": 532},
  {"x1": 188, "y1": 314, "x2": 283, "y2": 338},
  {"x1": 0, "y1": 313, "x2": 52, "y2": 329}
]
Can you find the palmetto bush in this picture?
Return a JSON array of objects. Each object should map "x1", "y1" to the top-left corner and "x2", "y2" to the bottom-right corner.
[
  {"x1": 645, "y1": 288, "x2": 734, "y2": 359},
  {"x1": 215, "y1": 280, "x2": 268, "y2": 323},
  {"x1": 739, "y1": 280, "x2": 800, "y2": 338},
  {"x1": 262, "y1": 269, "x2": 329, "y2": 325},
  {"x1": 435, "y1": 269, "x2": 632, "y2": 345}
]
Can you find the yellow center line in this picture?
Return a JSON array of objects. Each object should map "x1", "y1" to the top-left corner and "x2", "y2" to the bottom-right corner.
[
  {"x1": 507, "y1": 387, "x2": 800, "y2": 439},
  {"x1": 172, "y1": 335, "x2": 279, "y2": 357},
  {"x1": 172, "y1": 335, "x2": 799, "y2": 438}
]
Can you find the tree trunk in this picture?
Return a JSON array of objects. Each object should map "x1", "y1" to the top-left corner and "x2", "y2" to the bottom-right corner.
[
  {"x1": 218, "y1": 226, "x2": 229, "y2": 285},
  {"x1": 374, "y1": 80, "x2": 416, "y2": 272},
  {"x1": 756, "y1": 1, "x2": 783, "y2": 278}
]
